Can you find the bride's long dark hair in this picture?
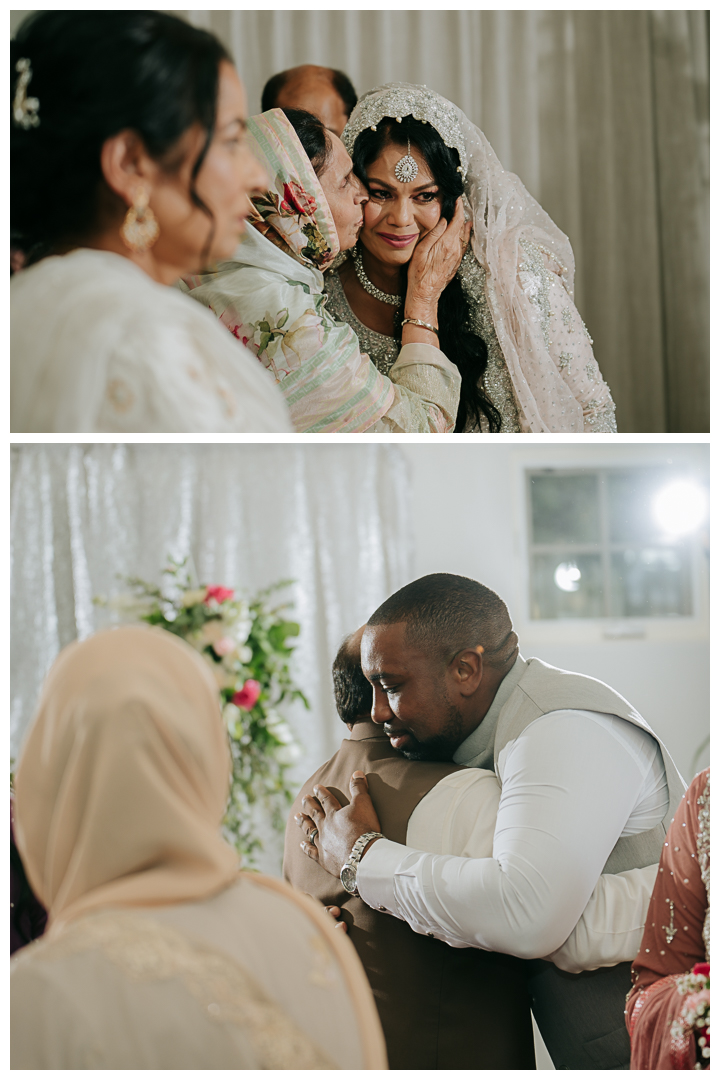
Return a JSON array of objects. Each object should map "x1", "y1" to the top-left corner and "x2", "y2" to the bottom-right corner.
[{"x1": 352, "y1": 116, "x2": 501, "y2": 432}]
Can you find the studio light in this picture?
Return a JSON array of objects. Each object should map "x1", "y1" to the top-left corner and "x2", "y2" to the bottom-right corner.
[
  {"x1": 554, "y1": 562, "x2": 581, "y2": 592},
  {"x1": 652, "y1": 480, "x2": 708, "y2": 537}
]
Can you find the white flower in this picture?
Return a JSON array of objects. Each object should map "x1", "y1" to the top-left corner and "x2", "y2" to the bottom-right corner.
[
  {"x1": 223, "y1": 702, "x2": 241, "y2": 732},
  {"x1": 229, "y1": 617, "x2": 252, "y2": 646},
  {"x1": 269, "y1": 720, "x2": 294, "y2": 745},
  {"x1": 276, "y1": 742, "x2": 302, "y2": 765},
  {"x1": 238, "y1": 645, "x2": 253, "y2": 664}
]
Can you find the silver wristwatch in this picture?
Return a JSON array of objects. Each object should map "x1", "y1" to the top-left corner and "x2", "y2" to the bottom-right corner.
[{"x1": 340, "y1": 831, "x2": 384, "y2": 897}]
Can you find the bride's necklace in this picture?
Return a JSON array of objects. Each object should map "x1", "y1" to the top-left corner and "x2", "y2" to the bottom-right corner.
[{"x1": 352, "y1": 246, "x2": 402, "y2": 306}]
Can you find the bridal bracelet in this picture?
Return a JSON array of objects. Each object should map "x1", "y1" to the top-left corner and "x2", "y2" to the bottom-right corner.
[{"x1": 401, "y1": 317, "x2": 439, "y2": 337}]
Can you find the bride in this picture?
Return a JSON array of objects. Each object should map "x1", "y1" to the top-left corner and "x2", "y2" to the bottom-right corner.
[{"x1": 325, "y1": 83, "x2": 617, "y2": 433}]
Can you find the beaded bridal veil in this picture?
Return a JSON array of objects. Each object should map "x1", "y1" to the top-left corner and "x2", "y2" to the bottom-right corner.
[{"x1": 342, "y1": 83, "x2": 616, "y2": 433}]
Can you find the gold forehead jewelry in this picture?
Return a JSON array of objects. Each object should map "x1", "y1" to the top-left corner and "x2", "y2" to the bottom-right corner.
[{"x1": 395, "y1": 138, "x2": 419, "y2": 183}]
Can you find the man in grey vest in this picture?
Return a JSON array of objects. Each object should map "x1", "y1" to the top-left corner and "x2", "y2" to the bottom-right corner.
[{"x1": 297, "y1": 574, "x2": 686, "y2": 1069}]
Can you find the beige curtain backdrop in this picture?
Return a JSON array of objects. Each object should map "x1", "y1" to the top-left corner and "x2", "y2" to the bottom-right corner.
[
  {"x1": 10, "y1": 9, "x2": 709, "y2": 430},
  {"x1": 174, "y1": 9, "x2": 709, "y2": 434}
]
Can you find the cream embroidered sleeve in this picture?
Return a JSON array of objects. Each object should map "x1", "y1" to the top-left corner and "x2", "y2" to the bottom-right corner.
[
  {"x1": 545, "y1": 272, "x2": 617, "y2": 433},
  {"x1": 518, "y1": 240, "x2": 617, "y2": 433}
]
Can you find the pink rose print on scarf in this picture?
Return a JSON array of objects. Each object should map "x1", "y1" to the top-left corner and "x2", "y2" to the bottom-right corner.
[
  {"x1": 220, "y1": 307, "x2": 258, "y2": 351},
  {"x1": 281, "y1": 181, "x2": 317, "y2": 218}
]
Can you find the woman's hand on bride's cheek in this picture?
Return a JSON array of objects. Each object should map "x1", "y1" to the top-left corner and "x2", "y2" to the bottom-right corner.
[{"x1": 406, "y1": 197, "x2": 471, "y2": 307}]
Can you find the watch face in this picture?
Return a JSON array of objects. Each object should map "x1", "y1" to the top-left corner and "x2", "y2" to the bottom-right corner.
[{"x1": 340, "y1": 863, "x2": 358, "y2": 894}]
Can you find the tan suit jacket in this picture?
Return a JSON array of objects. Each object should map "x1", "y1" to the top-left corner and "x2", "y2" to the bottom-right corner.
[{"x1": 284, "y1": 720, "x2": 535, "y2": 1070}]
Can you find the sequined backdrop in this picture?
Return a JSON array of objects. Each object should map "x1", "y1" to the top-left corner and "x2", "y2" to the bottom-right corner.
[{"x1": 10, "y1": 444, "x2": 412, "y2": 806}]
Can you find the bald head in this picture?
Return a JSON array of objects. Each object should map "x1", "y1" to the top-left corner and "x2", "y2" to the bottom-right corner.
[
  {"x1": 367, "y1": 574, "x2": 519, "y2": 676},
  {"x1": 262, "y1": 64, "x2": 357, "y2": 136}
]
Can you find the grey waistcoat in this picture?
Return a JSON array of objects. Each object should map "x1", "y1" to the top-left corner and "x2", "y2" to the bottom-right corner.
[{"x1": 493, "y1": 657, "x2": 686, "y2": 873}]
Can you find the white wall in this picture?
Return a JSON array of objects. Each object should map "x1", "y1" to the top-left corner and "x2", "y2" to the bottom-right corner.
[{"x1": 400, "y1": 443, "x2": 709, "y2": 782}]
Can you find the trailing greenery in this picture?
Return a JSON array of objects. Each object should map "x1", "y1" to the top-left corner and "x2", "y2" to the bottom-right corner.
[{"x1": 97, "y1": 560, "x2": 309, "y2": 863}]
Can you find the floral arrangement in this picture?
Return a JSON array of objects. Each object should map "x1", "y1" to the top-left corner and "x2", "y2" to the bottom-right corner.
[
  {"x1": 98, "y1": 561, "x2": 308, "y2": 863},
  {"x1": 671, "y1": 963, "x2": 710, "y2": 1069}
]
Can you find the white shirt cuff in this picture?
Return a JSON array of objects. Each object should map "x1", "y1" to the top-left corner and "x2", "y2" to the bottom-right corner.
[{"x1": 356, "y1": 838, "x2": 408, "y2": 914}]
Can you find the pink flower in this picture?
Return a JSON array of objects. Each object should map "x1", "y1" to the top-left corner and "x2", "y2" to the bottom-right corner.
[
  {"x1": 281, "y1": 181, "x2": 317, "y2": 218},
  {"x1": 204, "y1": 585, "x2": 234, "y2": 605},
  {"x1": 232, "y1": 679, "x2": 261, "y2": 710},
  {"x1": 213, "y1": 636, "x2": 236, "y2": 657},
  {"x1": 693, "y1": 962, "x2": 710, "y2": 979}
]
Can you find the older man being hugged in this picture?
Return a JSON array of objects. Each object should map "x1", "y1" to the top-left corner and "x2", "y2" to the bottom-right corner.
[{"x1": 297, "y1": 574, "x2": 685, "y2": 1070}]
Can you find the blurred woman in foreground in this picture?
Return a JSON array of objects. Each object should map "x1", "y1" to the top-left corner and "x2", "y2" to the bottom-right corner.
[
  {"x1": 11, "y1": 627, "x2": 385, "y2": 1068},
  {"x1": 11, "y1": 11, "x2": 290, "y2": 433}
]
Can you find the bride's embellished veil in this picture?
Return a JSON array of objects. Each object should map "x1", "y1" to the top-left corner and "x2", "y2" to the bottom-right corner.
[{"x1": 343, "y1": 82, "x2": 586, "y2": 433}]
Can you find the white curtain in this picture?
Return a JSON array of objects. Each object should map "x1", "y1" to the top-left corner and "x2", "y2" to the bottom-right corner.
[
  {"x1": 171, "y1": 9, "x2": 708, "y2": 433},
  {"x1": 10, "y1": 444, "x2": 412, "y2": 789}
]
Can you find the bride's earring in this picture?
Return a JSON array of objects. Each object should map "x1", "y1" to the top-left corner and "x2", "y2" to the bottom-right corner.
[
  {"x1": 395, "y1": 138, "x2": 419, "y2": 183},
  {"x1": 120, "y1": 184, "x2": 160, "y2": 253}
]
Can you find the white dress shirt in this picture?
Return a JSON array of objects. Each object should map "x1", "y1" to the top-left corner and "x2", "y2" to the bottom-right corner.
[{"x1": 359, "y1": 708, "x2": 668, "y2": 965}]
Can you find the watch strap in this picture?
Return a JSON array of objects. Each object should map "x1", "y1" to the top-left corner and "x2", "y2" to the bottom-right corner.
[{"x1": 340, "y1": 831, "x2": 384, "y2": 895}]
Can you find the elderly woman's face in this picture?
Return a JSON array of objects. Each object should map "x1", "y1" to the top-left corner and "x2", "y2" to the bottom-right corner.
[
  {"x1": 316, "y1": 132, "x2": 368, "y2": 252},
  {"x1": 150, "y1": 62, "x2": 267, "y2": 272}
]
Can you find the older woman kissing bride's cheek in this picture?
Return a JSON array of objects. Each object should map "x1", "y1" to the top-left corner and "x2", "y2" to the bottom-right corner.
[{"x1": 182, "y1": 107, "x2": 468, "y2": 433}]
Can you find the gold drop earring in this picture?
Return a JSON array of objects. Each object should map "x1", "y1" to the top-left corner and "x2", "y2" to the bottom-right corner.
[{"x1": 120, "y1": 184, "x2": 160, "y2": 253}]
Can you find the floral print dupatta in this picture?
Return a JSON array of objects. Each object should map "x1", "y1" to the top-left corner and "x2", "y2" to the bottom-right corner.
[
  {"x1": 180, "y1": 109, "x2": 401, "y2": 432},
  {"x1": 246, "y1": 110, "x2": 340, "y2": 272}
]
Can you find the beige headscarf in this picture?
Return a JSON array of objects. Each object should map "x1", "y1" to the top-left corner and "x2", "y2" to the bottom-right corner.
[{"x1": 13, "y1": 626, "x2": 240, "y2": 933}]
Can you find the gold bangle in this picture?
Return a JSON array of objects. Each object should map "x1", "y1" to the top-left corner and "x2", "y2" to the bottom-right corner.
[{"x1": 401, "y1": 317, "x2": 439, "y2": 337}]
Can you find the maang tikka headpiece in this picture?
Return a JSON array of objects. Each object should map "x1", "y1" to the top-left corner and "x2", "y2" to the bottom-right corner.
[
  {"x1": 343, "y1": 83, "x2": 468, "y2": 180},
  {"x1": 13, "y1": 58, "x2": 40, "y2": 130},
  {"x1": 395, "y1": 129, "x2": 419, "y2": 183}
]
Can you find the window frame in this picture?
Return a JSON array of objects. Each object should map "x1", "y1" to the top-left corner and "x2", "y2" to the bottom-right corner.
[{"x1": 513, "y1": 453, "x2": 708, "y2": 646}]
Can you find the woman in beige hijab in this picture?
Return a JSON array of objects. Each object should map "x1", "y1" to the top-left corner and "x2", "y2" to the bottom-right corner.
[{"x1": 11, "y1": 626, "x2": 386, "y2": 1069}]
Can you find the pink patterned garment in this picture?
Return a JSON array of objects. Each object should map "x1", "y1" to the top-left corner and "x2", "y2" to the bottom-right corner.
[{"x1": 625, "y1": 769, "x2": 710, "y2": 1069}]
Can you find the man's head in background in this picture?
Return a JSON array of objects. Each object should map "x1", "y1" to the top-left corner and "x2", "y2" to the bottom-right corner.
[
  {"x1": 332, "y1": 627, "x2": 373, "y2": 727},
  {"x1": 262, "y1": 64, "x2": 357, "y2": 136}
]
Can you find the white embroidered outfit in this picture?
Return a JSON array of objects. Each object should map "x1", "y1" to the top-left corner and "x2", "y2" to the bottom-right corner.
[
  {"x1": 11, "y1": 249, "x2": 292, "y2": 433},
  {"x1": 341, "y1": 84, "x2": 617, "y2": 433}
]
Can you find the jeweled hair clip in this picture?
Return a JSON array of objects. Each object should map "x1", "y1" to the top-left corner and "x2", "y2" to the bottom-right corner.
[{"x1": 13, "y1": 58, "x2": 40, "y2": 130}]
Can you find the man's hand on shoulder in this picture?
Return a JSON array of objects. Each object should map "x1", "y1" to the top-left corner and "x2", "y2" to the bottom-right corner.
[{"x1": 295, "y1": 771, "x2": 382, "y2": 877}]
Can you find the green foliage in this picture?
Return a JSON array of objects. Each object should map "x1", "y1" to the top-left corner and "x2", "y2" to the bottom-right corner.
[{"x1": 97, "y1": 561, "x2": 309, "y2": 864}]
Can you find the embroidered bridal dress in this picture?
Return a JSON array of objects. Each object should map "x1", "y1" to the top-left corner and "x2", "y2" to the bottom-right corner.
[
  {"x1": 328, "y1": 84, "x2": 617, "y2": 433},
  {"x1": 10, "y1": 249, "x2": 291, "y2": 433},
  {"x1": 181, "y1": 109, "x2": 461, "y2": 433},
  {"x1": 10, "y1": 627, "x2": 386, "y2": 1069}
]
